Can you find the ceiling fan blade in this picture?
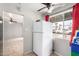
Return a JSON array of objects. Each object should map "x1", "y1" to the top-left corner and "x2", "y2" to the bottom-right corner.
[
  {"x1": 37, "y1": 7, "x2": 46, "y2": 11},
  {"x1": 42, "y1": 3, "x2": 50, "y2": 5}
]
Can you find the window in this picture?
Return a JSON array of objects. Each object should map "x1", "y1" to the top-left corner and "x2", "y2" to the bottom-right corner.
[
  {"x1": 51, "y1": 11, "x2": 72, "y2": 40},
  {"x1": 52, "y1": 14, "x2": 64, "y2": 39},
  {"x1": 63, "y1": 12, "x2": 72, "y2": 40}
]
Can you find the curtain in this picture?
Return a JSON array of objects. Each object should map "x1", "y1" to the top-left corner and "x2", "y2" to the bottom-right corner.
[{"x1": 70, "y1": 3, "x2": 79, "y2": 45}]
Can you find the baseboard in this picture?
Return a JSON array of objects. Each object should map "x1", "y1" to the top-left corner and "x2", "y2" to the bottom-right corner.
[
  {"x1": 24, "y1": 50, "x2": 63, "y2": 56},
  {"x1": 23, "y1": 50, "x2": 32, "y2": 55},
  {"x1": 54, "y1": 51, "x2": 62, "y2": 56}
]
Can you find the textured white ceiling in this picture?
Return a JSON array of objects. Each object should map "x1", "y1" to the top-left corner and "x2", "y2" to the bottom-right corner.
[
  {"x1": 21, "y1": 3, "x2": 45, "y2": 12},
  {"x1": 1, "y1": 3, "x2": 75, "y2": 15}
]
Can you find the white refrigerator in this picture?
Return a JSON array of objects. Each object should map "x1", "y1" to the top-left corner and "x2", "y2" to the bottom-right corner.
[{"x1": 33, "y1": 20, "x2": 53, "y2": 56}]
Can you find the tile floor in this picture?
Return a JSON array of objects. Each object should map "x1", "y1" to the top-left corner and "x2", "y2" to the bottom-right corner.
[
  {"x1": 24, "y1": 52, "x2": 58, "y2": 56},
  {"x1": 24, "y1": 52, "x2": 37, "y2": 56}
]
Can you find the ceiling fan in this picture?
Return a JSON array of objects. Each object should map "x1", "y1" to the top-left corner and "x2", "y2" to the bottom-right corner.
[
  {"x1": 37, "y1": 3, "x2": 67, "y2": 13},
  {"x1": 37, "y1": 3, "x2": 55, "y2": 13},
  {"x1": 9, "y1": 17, "x2": 17, "y2": 23}
]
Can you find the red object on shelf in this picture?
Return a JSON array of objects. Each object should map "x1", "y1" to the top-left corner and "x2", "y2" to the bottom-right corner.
[
  {"x1": 45, "y1": 15, "x2": 49, "y2": 21},
  {"x1": 70, "y1": 3, "x2": 79, "y2": 45}
]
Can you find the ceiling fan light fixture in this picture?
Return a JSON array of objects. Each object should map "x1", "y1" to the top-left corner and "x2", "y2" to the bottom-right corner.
[{"x1": 9, "y1": 21, "x2": 13, "y2": 24}]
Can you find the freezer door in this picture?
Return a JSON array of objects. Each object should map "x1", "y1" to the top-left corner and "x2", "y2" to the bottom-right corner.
[
  {"x1": 42, "y1": 32, "x2": 53, "y2": 56},
  {"x1": 33, "y1": 33, "x2": 42, "y2": 56}
]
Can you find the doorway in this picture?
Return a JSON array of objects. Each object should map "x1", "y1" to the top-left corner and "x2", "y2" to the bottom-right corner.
[{"x1": 3, "y1": 11, "x2": 24, "y2": 56}]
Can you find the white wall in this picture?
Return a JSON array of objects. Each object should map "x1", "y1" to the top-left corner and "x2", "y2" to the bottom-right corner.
[{"x1": 54, "y1": 39, "x2": 71, "y2": 56}]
